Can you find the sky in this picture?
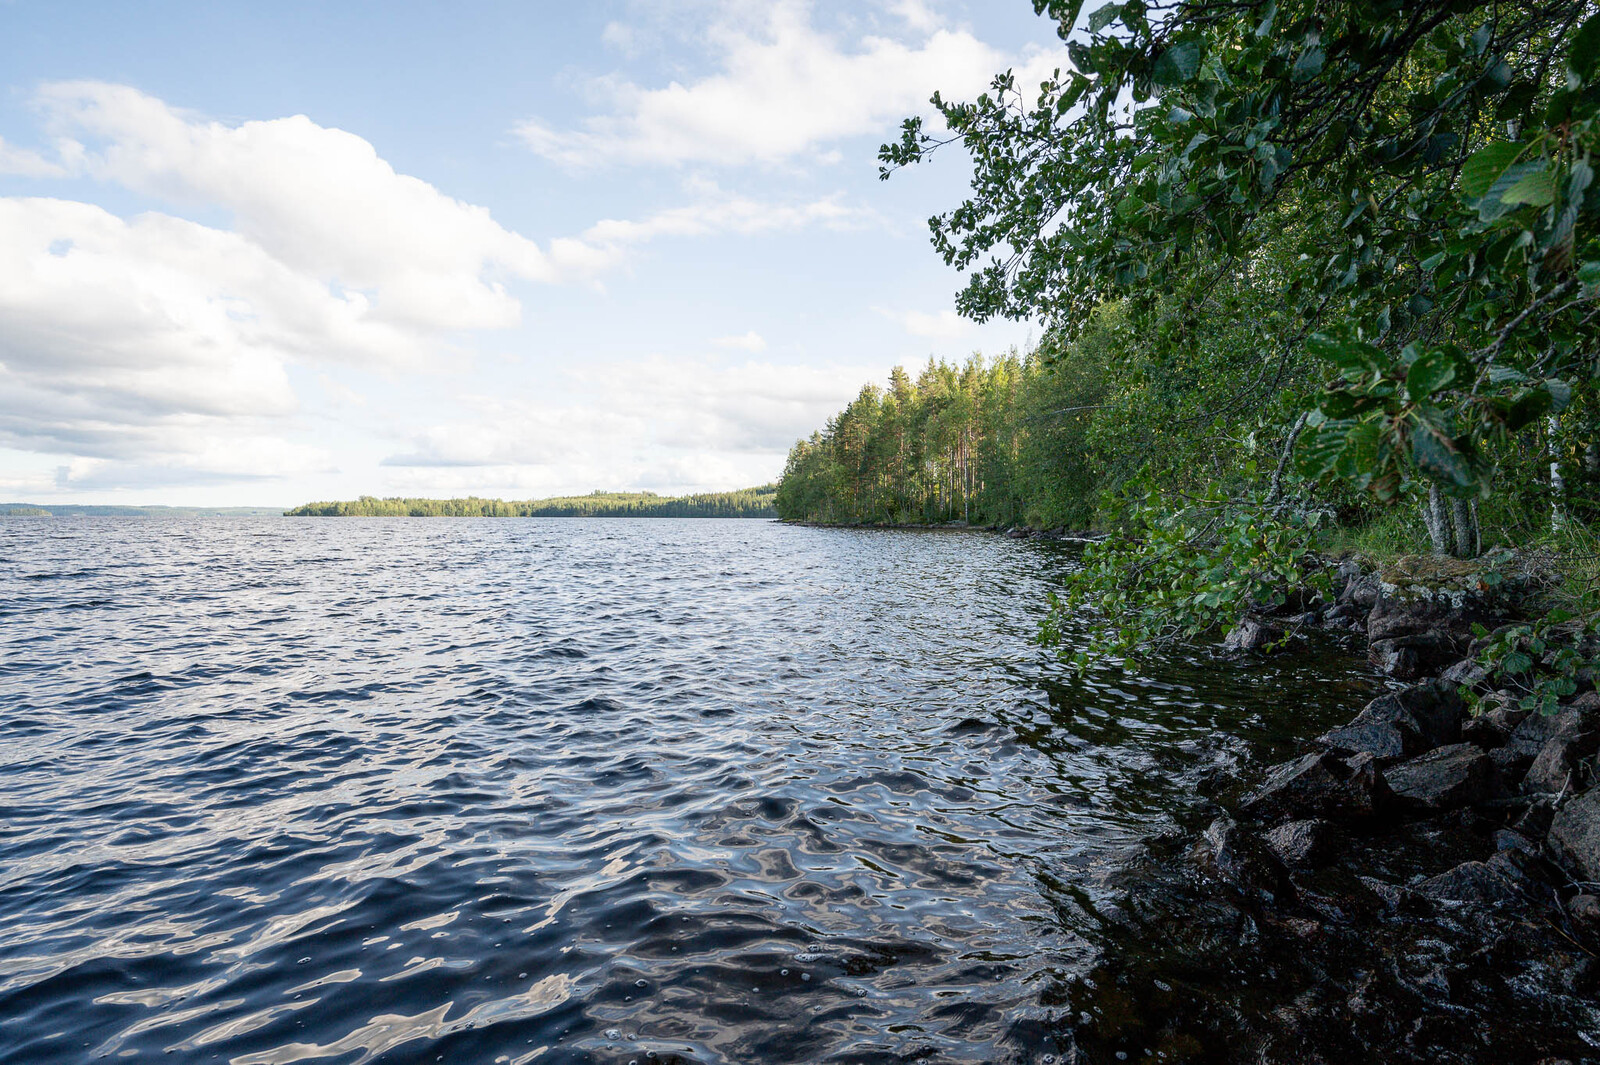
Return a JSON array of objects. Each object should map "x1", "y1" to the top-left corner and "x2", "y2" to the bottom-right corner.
[{"x1": 0, "y1": 0, "x2": 1066, "y2": 506}]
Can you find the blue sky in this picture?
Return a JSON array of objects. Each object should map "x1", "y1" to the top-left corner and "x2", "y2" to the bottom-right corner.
[{"x1": 0, "y1": 1, "x2": 1064, "y2": 505}]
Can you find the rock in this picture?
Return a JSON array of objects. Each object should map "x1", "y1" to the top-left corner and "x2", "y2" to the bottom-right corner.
[
  {"x1": 1514, "y1": 798, "x2": 1555, "y2": 838},
  {"x1": 1369, "y1": 612, "x2": 1442, "y2": 642},
  {"x1": 1194, "y1": 817, "x2": 1292, "y2": 900},
  {"x1": 1222, "y1": 617, "x2": 1284, "y2": 652},
  {"x1": 1493, "y1": 828, "x2": 1540, "y2": 858},
  {"x1": 1462, "y1": 712, "x2": 1512, "y2": 749},
  {"x1": 1569, "y1": 894, "x2": 1600, "y2": 928},
  {"x1": 1241, "y1": 751, "x2": 1390, "y2": 823},
  {"x1": 1319, "y1": 680, "x2": 1464, "y2": 763},
  {"x1": 1262, "y1": 819, "x2": 1338, "y2": 869},
  {"x1": 1524, "y1": 726, "x2": 1600, "y2": 795},
  {"x1": 1549, "y1": 789, "x2": 1600, "y2": 882},
  {"x1": 1323, "y1": 602, "x2": 1356, "y2": 625},
  {"x1": 1385, "y1": 743, "x2": 1496, "y2": 810},
  {"x1": 1490, "y1": 745, "x2": 1535, "y2": 780},
  {"x1": 1338, "y1": 570, "x2": 1381, "y2": 609},
  {"x1": 1416, "y1": 860, "x2": 1523, "y2": 906},
  {"x1": 1507, "y1": 700, "x2": 1600, "y2": 772},
  {"x1": 1368, "y1": 639, "x2": 1421, "y2": 680},
  {"x1": 1439, "y1": 658, "x2": 1491, "y2": 690}
]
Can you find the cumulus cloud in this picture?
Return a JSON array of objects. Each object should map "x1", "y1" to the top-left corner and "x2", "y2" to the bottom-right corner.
[
  {"x1": 878, "y1": 306, "x2": 973, "y2": 338},
  {"x1": 517, "y1": 0, "x2": 1063, "y2": 168},
  {"x1": 34, "y1": 81, "x2": 563, "y2": 330},
  {"x1": 712, "y1": 330, "x2": 767, "y2": 352},
  {"x1": 380, "y1": 357, "x2": 880, "y2": 493},
  {"x1": 0, "y1": 84, "x2": 876, "y2": 490}
]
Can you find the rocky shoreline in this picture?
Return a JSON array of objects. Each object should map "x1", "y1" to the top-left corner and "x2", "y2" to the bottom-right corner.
[{"x1": 1055, "y1": 556, "x2": 1600, "y2": 1063}]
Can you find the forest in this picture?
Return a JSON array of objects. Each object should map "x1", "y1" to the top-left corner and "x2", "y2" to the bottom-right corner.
[
  {"x1": 780, "y1": 0, "x2": 1600, "y2": 660},
  {"x1": 287, "y1": 487, "x2": 777, "y2": 518}
]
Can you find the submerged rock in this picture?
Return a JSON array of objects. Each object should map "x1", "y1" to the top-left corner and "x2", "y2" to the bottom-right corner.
[
  {"x1": 1195, "y1": 817, "x2": 1293, "y2": 901},
  {"x1": 1549, "y1": 789, "x2": 1600, "y2": 882},
  {"x1": 1386, "y1": 743, "x2": 1496, "y2": 810},
  {"x1": 1223, "y1": 617, "x2": 1283, "y2": 652}
]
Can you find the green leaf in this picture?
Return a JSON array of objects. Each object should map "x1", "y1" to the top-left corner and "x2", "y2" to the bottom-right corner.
[
  {"x1": 1306, "y1": 333, "x2": 1382, "y2": 379},
  {"x1": 1291, "y1": 47, "x2": 1324, "y2": 84},
  {"x1": 1569, "y1": 12, "x2": 1600, "y2": 85},
  {"x1": 1087, "y1": 2, "x2": 1121, "y2": 32},
  {"x1": 1501, "y1": 167, "x2": 1557, "y2": 208},
  {"x1": 1578, "y1": 260, "x2": 1600, "y2": 286},
  {"x1": 1405, "y1": 347, "x2": 1457, "y2": 398},
  {"x1": 1152, "y1": 40, "x2": 1201, "y2": 87},
  {"x1": 1459, "y1": 142, "x2": 1523, "y2": 199},
  {"x1": 1547, "y1": 378, "x2": 1573, "y2": 412},
  {"x1": 1409, "y1": 411, "x2": 1475, "y2": 487}
]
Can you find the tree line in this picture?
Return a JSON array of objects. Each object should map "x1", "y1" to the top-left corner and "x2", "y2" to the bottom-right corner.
[{"x1": 286, "y1": 487, "x2": 777, "y2": 518}]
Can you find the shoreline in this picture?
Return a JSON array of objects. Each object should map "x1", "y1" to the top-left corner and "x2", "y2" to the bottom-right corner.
[{"x1": 1059, "y1": 557, "x2": 1600, "y2": 1061}]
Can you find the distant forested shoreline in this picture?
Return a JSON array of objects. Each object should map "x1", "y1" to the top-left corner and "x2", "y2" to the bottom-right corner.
[{"x1": 286, "y1": 486, "x2": 777, "y2": 518}]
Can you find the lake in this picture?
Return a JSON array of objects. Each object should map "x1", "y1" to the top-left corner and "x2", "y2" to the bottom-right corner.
[{"x1": 0, "y1": 519, "x2": 1377, "y2": 1064}]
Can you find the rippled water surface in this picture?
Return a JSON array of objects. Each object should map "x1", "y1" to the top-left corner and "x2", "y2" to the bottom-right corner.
[{"x1": 0, "y1": 518, "x2": 1379, "y2": 1064}]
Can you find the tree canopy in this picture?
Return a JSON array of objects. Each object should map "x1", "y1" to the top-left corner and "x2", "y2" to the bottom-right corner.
[{"x1": 882, "y1": 0, "x2": 1600, "y2": 506}]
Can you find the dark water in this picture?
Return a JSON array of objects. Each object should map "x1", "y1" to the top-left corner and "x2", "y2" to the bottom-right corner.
[{"x1": 0, "y1": 519, "x2": 1378, "y2": 1064}]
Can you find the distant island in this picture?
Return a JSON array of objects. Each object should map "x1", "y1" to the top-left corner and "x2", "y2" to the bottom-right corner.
[
  {"x1": 285, "y1": 486, "x2": 778, "y2": 518},
  {"x1": 1, "y1": 503, "x2": 286, "y2": 518}
]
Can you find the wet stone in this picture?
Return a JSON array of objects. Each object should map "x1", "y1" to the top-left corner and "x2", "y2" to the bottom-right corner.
[
  {"x1": 1262, "y1": 819, "x2": 1337, "y2": 870},
  {"x1": 1549, "y1": 789, "x2": 1600, "y2": 882},
  {"x1": 1222, "y1": 618, "x2": 1283, "y2": 652},
  {"x1": 1386, "y1": 743, "x2": 1496, "y2": 811},
  {"x1": 1240, "y1": 752, "x2": 1389, "y2": 824},
  {"x1": 1319, "y1": 681, "x2": 1464, "y2": 764},
  {"x1": 1195, "y1": 817, "x2": 1292, "y2": 901},
  {"x1": 1569, "y1": 894, "x2": 1600, "y2": 929},
  {"x1": 1416, "y1": 860, "x2": 1523, "y2": 907}
]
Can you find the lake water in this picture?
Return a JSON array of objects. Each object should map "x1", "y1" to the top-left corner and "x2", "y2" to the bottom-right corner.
[{"x1": 0, "y1": 519, "x2": 1378, "y2": 1064}]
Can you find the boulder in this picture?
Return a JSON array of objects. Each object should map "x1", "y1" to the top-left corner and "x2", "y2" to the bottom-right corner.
[
  {"x1": 1439, "y1": 657, "x2": 1492, "y2": 689},
  {"x1": 1461, "y1": 711, "x2": 1512, "y2": 749},
  {"x1": 1262, "y1": 819, "x2": 1338, "y2": 869},
  {"x1": 1507, "y1": 699, "x2": 1600, "y2": 767},
  {"x1": 1569, "y1": 894, "x2": 1600, "y2": 929},
  {"x1": 1241, "y1": 751, "x2": 1390, "y2": 823},
  {"x1": 1490, "y1": 745, "x2": 1535, "y2": 781},
  {"x1": 1416, "y1": 860, "x2": 1524, "y2": 906},
  {"x1": 1549, "y1": 789, "x2": 1600, "y2": 882},
  {"x1": 1385, "y1": 743, "x2": 1496, "y2": 810},
  {"x1": 1338, "y1": 570, "x2": 1382, "y2": 610},
  {"x1": 1319, "y1": 680, "x2": 1464, "y2": 763},
  {"x1": 1524, "y1": 726, "x2": 1599, "y2": 795},
  {"x1": 1368, "y1": 639, "x2": 1422, "y2": 680},
  {"x1": 1222, "y1": 617, "x2": 1283, "y2": 652}
]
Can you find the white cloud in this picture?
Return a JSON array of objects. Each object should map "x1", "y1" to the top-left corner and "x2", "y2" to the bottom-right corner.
[
  {"x1": 34, "y1": 81, "x2": 561, "y2": 330},
  {"x1": 380, "y1": 357, "x2": 879, "y2": 494},
  {"x1": 516, "y1": 1, "x2": 1062, "y2": 167},
  {"x1": 0, "y1": 135, "x2": 72, "y2": 178},
  {"x1": 712, "y1": 330, "x2": 767, "y2": 352},
  {"x1": 0, "y1": 84, "x2": 879, "y2": 491},
  {"x1": 878, "y1": 306, "x2": 973, "y2": 338}
]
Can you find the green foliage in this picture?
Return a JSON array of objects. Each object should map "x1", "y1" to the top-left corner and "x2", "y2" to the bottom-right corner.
[
  {"x1": 774, "y1": 350, "x2": 1106, "y2": 527},
  {"x1": 883, "y1": 0, "x2": 1600, "y2": 506},
  {"x1": 286, "y1": 487, "x2": 778, "y2": 518},
  {"x1": 1039, "y1": 481, "x2": 1330, "y2": 666},
  {"x1": 1469, "y1": 605, "x2": 1599, "y2": 717}
]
